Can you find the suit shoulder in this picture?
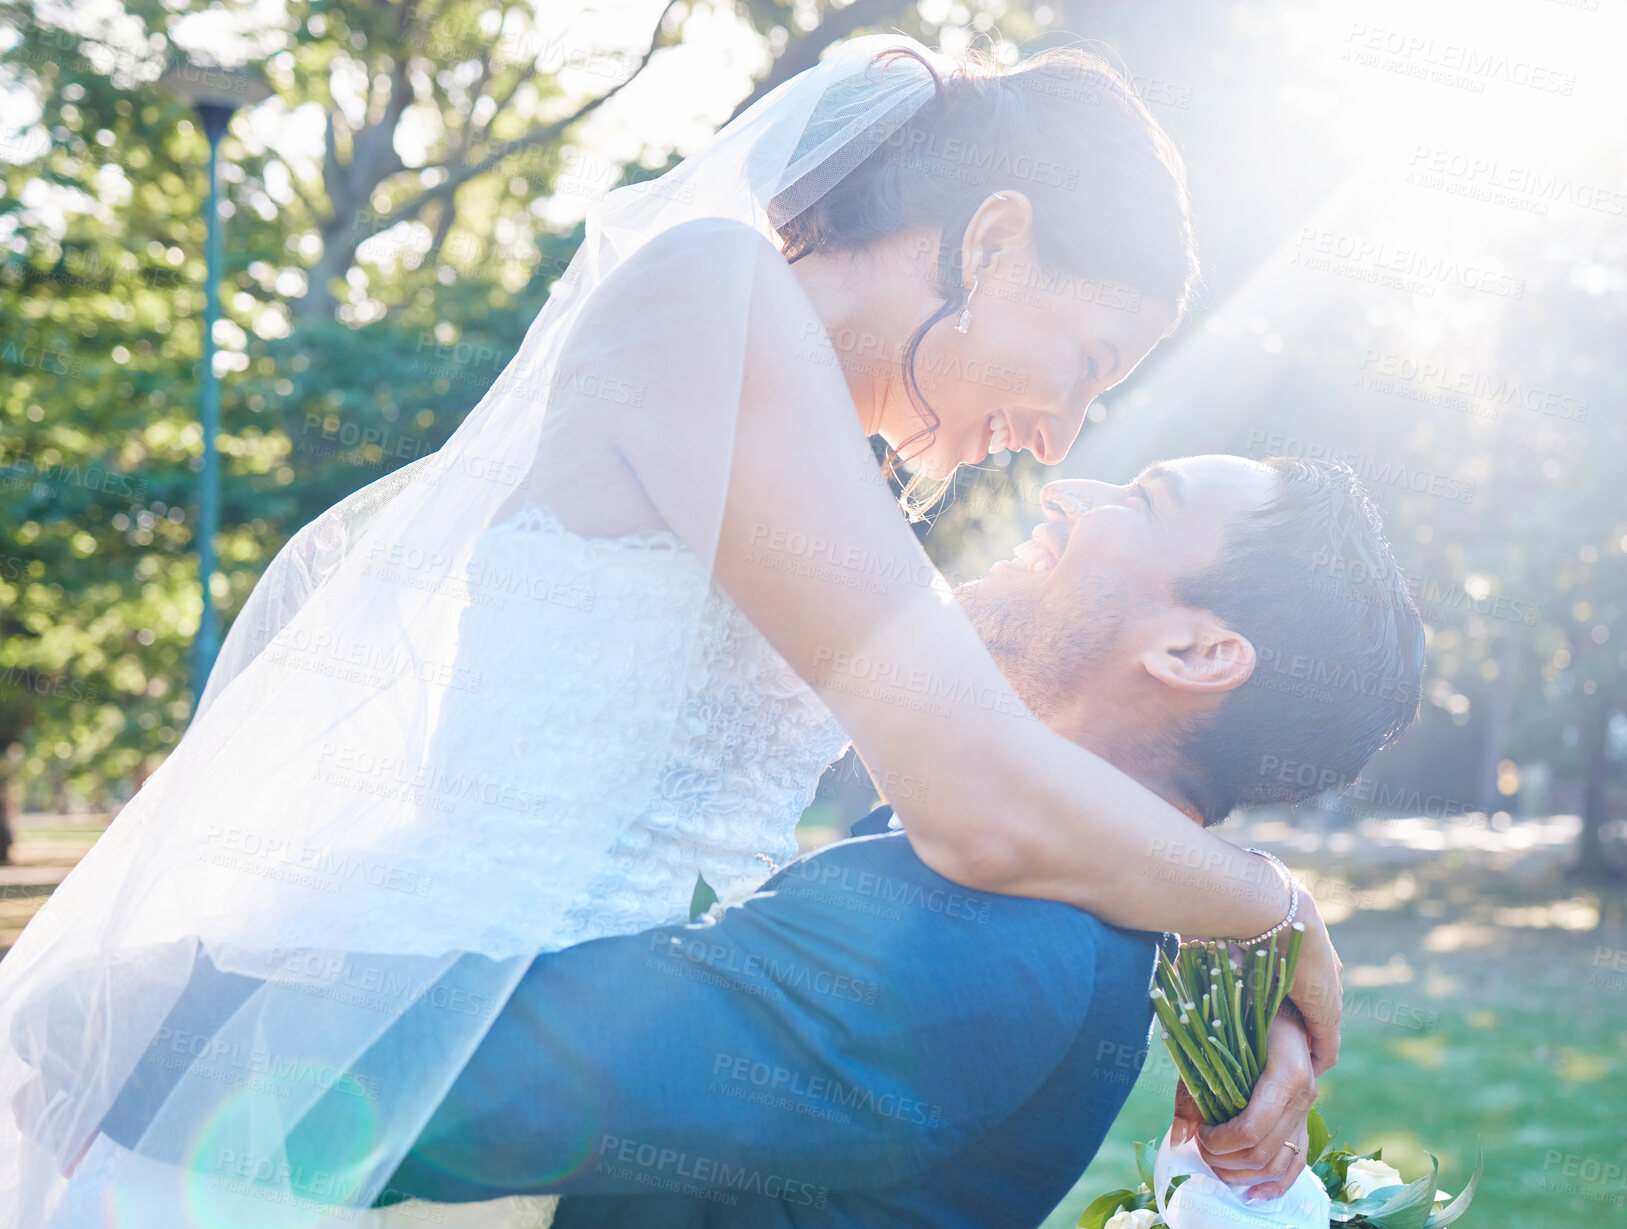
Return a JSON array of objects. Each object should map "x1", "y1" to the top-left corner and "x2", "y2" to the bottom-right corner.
[
  {"x1": 768, "y1": 833, "x2": 1055, "y2": 931},
  {"x1": 772, "y1": 835, "x2": 1161, "y2": 956}
]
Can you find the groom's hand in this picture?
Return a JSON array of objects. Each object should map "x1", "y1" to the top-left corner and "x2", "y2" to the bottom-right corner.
[{"x1": 1171, "y1": 1006, "x2": 1317, "y2": 1200}]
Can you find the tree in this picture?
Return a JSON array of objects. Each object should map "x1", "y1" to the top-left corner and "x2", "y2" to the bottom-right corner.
[
  {"x1": 2, "y1": 1, "x2": 224, "y2": 838},
  {"x1": 283, "y1": 0, "x2": 679, "y2": 322}
]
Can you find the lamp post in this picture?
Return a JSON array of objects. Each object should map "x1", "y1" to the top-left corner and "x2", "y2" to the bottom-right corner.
[{"x1": 160, "y1": 60, "x2": 272, "y2": 705}]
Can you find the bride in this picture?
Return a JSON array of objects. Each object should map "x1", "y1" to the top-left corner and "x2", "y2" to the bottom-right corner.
[{"x1": 1, "y1": 33, "x2": 1345, "y2": 1228}]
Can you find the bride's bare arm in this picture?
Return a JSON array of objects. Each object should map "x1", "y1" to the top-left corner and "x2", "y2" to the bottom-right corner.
[{"x1": 575, "y1": 219, "x2": 1340, "y2": 1070}]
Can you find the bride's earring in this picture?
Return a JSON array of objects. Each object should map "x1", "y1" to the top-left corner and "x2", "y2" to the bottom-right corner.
[{"x1": 954, "y1": 274, "x2": 980, "y2": 334}]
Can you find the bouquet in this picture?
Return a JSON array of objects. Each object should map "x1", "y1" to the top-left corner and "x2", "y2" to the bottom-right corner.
[{"x1": 1079, "y1": 928, "x2": 1481, "y2": 1229}]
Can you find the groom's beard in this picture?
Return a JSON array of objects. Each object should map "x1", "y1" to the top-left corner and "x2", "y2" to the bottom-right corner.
[{"x1": 954, "y1": 573, "x2": 1128, "y2": 721}]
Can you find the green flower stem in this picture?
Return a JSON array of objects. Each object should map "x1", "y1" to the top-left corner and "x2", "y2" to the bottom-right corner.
[
  {"x1": 1251, "y1": 946, "x2": 1271, "y2": 1074},
  {"x1": 1276, "y1": 922, "x2": 1306, "y2": 1020},
  {"x1": 1231, "y1": 977, "x2": 1256, "y2": 1083},
  {"x1": 1211, "y1": 964, "x2": 1237, "y2": 1057},
  {"x1": 1157, "y1": 949, "x2": 1195, "y2": 1014},
  {"x1": 1195, "y1": 1028, "x2": 1250, "y2": 1113},
  {"x1": 1148, "y1": 987, "x2": 1188, "y2": 1044},
  {"x1": 1268, "y1": 955, "x2": 1289, "y2": 1025},
  {"x1": 1162, "y1": 1003, "x2": 1235, "y2": 1107},
  {"x1": 1214, "y1": 950, "x2": 1240, "y2": 1044},
  {"x1": 1150, "y1": 989, "x2": 1221, "y2": 1086},
  {"x1": 1209, "y1": 1032, "x2": 1253, "y2": 1098},
  {"x1": 1160, "y1": 1030, "x2": 1224, "y2": 1125}
]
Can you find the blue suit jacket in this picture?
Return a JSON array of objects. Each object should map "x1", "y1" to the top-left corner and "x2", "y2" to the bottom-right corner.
[{"x1": 382, "y1": 810, "x2": 1170, "y2": 1227}]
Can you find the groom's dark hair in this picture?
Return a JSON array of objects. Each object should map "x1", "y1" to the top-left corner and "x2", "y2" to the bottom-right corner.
[{"x1": 1170, "y1": 458, "x2": 1426, "y2": 827}]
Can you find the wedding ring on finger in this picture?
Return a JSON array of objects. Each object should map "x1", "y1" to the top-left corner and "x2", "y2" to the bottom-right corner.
[{"x1": 1282, "y1": 1140, "x2": 1301, "y2": 1155}]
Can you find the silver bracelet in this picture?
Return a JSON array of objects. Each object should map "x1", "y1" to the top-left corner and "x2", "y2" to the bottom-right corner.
[{"x1": 1236, "y1": 847, "x2": 1299, "y2": 948}]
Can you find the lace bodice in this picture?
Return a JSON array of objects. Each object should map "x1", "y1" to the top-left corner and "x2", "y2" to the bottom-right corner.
[{"x1": 411, "y1": 504, "x2": 852, "y2": 955}]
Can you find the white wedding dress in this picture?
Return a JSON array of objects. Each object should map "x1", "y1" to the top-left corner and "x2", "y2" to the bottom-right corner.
[
  {"x1": 425, "y1": 502, "x2": 854, "y2": 953},
  {"x1": 49, "y1": 504, "x2": 853, "y2": 1229}
]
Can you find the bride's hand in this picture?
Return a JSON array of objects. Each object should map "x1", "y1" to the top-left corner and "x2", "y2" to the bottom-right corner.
[
  {"x1": 1283, "y1": 889, "x2": 1342, "y2": 1076},
  {"x1": 1173, "y1": 1006, "x2": 1317, "y2": 1199}
]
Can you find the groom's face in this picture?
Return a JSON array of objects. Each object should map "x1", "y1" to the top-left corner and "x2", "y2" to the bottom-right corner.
[{"x1": 955, "y1": 455, "x2": 1279, "y2": 719}]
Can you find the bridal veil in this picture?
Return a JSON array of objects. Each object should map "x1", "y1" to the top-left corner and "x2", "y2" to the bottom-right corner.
[{"x1": 0, "y1": 34, "x2": 947, "y2": 1226}]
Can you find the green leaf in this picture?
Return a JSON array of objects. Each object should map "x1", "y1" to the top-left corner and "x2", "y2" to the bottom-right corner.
[
  {"x1": 688, "y1": 873, "x2": 718, "y2": 921},
  {"x1": 1314, "y1": 1160, "x2": 1343, "y2": 1200},
  {"x1": 1307, "y1": 1106, "x2": 1332, "y2": 1165},
  {"x1": 1358, "y1": 1185, "x2": 1408, "y2": 1205},
  {"x1": 1078, "y1": 1189, "x2": 1137, "y2": 1229},
  {"x1": 1361, "y1": 1156, "x2": 1439, "y2": 1229},
  {"x1": 1318, "y1": 1148, "x2": 1357, "y2": 1196},
  {"x1": 1135, "y1": 1138, "x2": 1158, "y2": 1190},
  {"x1": 1424, "y1": 1146, "x2": 1483, "y2": 1228},
  {"x1": 1337, "y1": 1194, "x2": 1396, "y2": 1214}
]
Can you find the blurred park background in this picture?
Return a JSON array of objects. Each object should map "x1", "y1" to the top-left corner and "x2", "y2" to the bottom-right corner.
[{"x1": 1, "y1": 0, "x2": 1624, "y2": 1225}]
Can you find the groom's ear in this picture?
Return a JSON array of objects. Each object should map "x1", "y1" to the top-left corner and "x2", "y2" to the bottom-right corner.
[{"x1": 1138, "y1": 612, "x2": 1256, "y2": 696}]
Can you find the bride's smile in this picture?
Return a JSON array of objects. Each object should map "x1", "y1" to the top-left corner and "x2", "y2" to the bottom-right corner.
[{"x1": 787, "y1": 198, "x2": 1179, "y2": 484}]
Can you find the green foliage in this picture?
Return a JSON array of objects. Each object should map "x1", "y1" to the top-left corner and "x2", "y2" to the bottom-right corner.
[
  {"x1": 1074, "y1": 1138, "x2": 1194, "y2": 1226},
  {"x1": 1423, "y1": 1152, "x2": 1482, "y2": 1228},
  {"x1": 1077, "y1": 1187, "x2": 1140, "y2": 1228},
  {"x1": 1289, "y1": 1108, "x2": 1484, "y2": 1227},
  {"x1": 1134, "y1": 1138, "x2": 1158, "y2": 1190},
  {"x1": 688, "y1": 871, "x2": 719, "y2": 921},
  {"x1": 1, "y1": 0, "x2": 226, "y2": 810}
]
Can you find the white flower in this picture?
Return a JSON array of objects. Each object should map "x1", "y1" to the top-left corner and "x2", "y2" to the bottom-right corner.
[
  {"x1": 1344, "y1": 1158, "x2": 1406, "y2": 1200},
  {"x1": 1434, "y1": 1188, "x2": 1454, "y2": 1206},
  {"x1": 1104, "y1": 1209, "x2": 1162, "y2": 1229}
]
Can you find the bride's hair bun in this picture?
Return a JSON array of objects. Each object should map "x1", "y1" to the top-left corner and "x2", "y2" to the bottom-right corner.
[{"x1": 778, "y1": 42, "x2": 1198, "y2": 314}]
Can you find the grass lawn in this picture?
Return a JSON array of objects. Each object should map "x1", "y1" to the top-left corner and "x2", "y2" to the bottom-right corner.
[{"x1": 1042, "y1": 816, "x2": 1627, "y2": 1228}]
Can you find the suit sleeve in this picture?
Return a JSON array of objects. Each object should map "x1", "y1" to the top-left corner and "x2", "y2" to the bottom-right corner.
[{"x1": 381, "y1": 836, "x2": 1103, "y2": 1204}]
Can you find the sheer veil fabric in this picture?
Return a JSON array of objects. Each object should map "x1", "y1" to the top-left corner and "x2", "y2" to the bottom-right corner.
[{"x1": 0, "y1": 35, "x2": 946, "y2": 1226}]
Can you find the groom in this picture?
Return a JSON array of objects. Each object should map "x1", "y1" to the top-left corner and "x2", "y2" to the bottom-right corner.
[
  {"x1": 363, "y1": 453, "x2": 1424, "y2": 1225},
  {"x1": 39, "y1": 454, "x2": 1424, "y2": 1226}
]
